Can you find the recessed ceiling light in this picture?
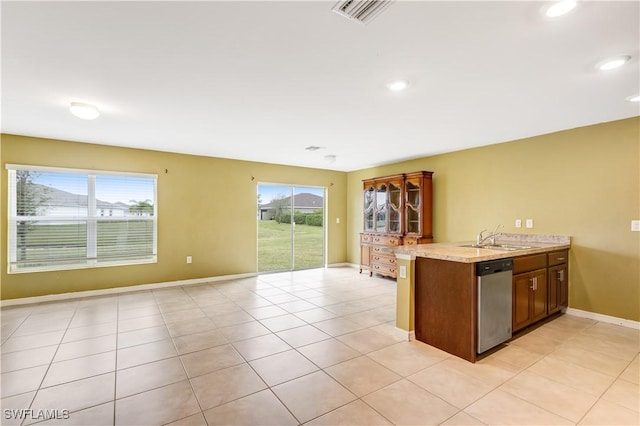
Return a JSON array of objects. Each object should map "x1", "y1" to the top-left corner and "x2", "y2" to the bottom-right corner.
[
  {"x1": 544, "y1": 0, "x2": 577, "y2": 18},
  {"x1": 387, "y1": 80, "x2": 410, "y2": 91},
  {"x1": 69, "y1": 102, "x2": 100, "y2": 120},
  {"x1": 627, "y1": 94, "x2": 640, "y2": 102},
  {"x1": 324, "y1": 154, "x2": 336, "y2": 163},
  {"x1": 597, "y1": 56, "x2": 631, "y2": 71}
]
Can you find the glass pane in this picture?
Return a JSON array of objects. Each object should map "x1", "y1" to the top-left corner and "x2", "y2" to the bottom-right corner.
[
  {"x1": 257, "y1": 184, "x2": 292, "y2": 272},
  {"x1": 389, "y1": 208, "x2": 400, "y2": 233},
  {"x1": 293, "y1": 186, "x2": 324, "y2": 270},
  {"x1": 407, "y1": 207, "x2": 420, "y2": 234},
  {"x1": 15, "y1": 171, "x2": 87, "y2": 217},
  {"x1": 376, "y1": 206, "x2": 386, "y2": 232},
  {"x1": 365, "y1": 209, "x2": 374, "y2": 231},
  {"x1": 96, "y1": 175, "x2": 156, "y2": 217},
  {"x1": 364, "y1": 186, "x2": 375, "y2": 231},
  {"x1": 389, "y1": 183, "x2": 401, "y2": 208},
  {"x1": 97, "y1": 220, "x2": 154, "y2": 260},
  {"x1": 406, "y1": 181, "x2": 420, "y2": 207},
  {"x1": 13, "y1": 220, "x2": 87, "y2": 266}
]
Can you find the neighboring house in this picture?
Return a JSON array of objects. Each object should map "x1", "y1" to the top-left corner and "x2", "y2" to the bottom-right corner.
[
  {"x1": 259, "y1": 193, "x2": 323, "y2": 220},
  {"x1": 31, "y1": 184, "x2": 132, "y2": 217}
]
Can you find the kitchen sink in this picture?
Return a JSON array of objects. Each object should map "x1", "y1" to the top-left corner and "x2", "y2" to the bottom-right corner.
[{"x1": 460, "y1": 243, "x2": 533, "y2": 251}]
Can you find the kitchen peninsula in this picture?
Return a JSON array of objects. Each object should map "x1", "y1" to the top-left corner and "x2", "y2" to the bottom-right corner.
[{"x1": 392, "y1": 234, "x2": 571, "y2": 362}]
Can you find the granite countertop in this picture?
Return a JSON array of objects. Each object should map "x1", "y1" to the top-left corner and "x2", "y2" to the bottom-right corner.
[{"x1": 392, "y1": 233, "x2": 571, "y2": 263}]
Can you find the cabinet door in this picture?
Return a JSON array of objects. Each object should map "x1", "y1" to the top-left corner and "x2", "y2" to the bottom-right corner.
[
  {"x1": 388, "y1": 180, "x2": 403, "y2": 234},
  {"x1": 405, "y1": 179, "x2": 421, "y2": 235},
  {"x1": 363, "y1": 184, "x2": 375, "y2": 231},
  {"x1": 375, "y1": 183, "x2": 387, "y2": 232},
  {"x1": 549, "y1": 264, "x2": 568, "y2": 310},
  {"x1": 531, "y1": 269, "x2": 548, "y2": 323},
  {"x1": 558, "y1": 265, "x2": 568, "y2": 308},
  {"x1": 360, "y1": 244, "x2": 371, "y2": 271},
  {"x1": 513, "y1": 273, "x2": 532, "y2": 332},
  {"x1": 548, "y1": 265, "x2": 560, "y2": 314}
]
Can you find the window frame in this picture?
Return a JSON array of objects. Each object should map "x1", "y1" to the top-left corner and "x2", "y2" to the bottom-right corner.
[{"x1": 6, "y1": 164, "x2": 158, "y2": 274}]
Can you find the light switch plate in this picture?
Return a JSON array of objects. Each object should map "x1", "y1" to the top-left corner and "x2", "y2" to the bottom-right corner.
[
  {"x1": 632, "y1": 220, "x2": 640, "y2": 232},
  {"x1": 399, "y1": 265, "x2": 407, "y2": 279},
  {"x1": 525, "y1": 219, "x2": 534, "y2": 228},
  {"x1": 186, "y1": 256, "x2": 192, "y2": 264},
  {"x1": 515, "y1": 219, "x2": 522, "y2": 228}
]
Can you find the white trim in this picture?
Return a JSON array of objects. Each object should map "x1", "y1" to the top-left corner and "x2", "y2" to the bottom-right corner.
[
  {"x1": 5, "y1": 163, "x2": 157, "y2": 179},
  {"x1": 0, "y1": 272, "x2": 258, "y2": 307},
  {"x1": 395, "y1": 253, "x2": 415, "y2": 261},
  {"x1": 565, "y1": 308, "x2": 640, "y2": 330},
  {"x1": 327, "y1": 262, "x2": 357, "y2": 268},
  {"x1": 391, "y1": 326, "x2": 415, "y2": 341}
]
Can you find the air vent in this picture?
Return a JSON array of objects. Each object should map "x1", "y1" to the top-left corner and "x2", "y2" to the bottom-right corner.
[
  {"x1": 305, "y1": 146, "x2": 325, "y2": 151},
  {"x1": 331, "y1": 0, "x2": 394, "y2": 25}
]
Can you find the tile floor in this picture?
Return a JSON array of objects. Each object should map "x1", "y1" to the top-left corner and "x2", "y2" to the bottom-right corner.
[{"x1": 1, "y1": 267, "x2": 638, "y2": 425}]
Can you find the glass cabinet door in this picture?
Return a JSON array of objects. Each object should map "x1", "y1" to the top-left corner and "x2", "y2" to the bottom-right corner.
[
  {"x1": 363, "y1": 184, "x2": 375, "y2": 231},
  {"x1": 405, "y1": 180, "x2": 421, "y2": 234},
  {"x1": 376, "y1": 183, "x2": 387, "y2": 232},
  {"x1": 388, "y1": 181, "x2": 402, "y2": 233}
]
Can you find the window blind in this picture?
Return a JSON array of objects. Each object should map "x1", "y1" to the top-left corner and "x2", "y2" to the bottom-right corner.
[{"x1": 7, "y1": 165, "x2": 157, "y2": 273}]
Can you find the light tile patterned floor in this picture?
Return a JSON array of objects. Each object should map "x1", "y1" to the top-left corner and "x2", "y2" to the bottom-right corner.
[{"x1": 1, "y1": 267, "x2": 638, "y2": 425}]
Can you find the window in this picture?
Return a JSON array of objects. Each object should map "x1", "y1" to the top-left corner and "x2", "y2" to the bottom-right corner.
[{"x1": 7, "y1": 164, "x2": 157, "y2": 273}]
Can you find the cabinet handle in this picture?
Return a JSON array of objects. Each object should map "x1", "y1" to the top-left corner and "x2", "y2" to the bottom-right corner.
[
  {"x1": 558, "y1": 270, "x2": 564, "y2": 281},
  {"x1": 556, "y1": 257, "x2": 565, "y2": 261},
  {"x1": 530, "y1": 278, "x2": 535, "y2": 290}
]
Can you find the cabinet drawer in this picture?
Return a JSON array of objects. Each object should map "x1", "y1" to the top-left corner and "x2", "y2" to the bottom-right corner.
[
  {"x1": 513, "y1": 254, "x2": 547, "y2": 274},
  {"x1": 360, "y1": 234, "x2": 372, "y2": 243},
  {"x1": 548, "y1": 250, "x2": 568, "y2": 266},
  {"x1": 372, "y1": 263, "x2": 397, "y2": 277},
  {"x1": 371, "y1": 254, "x2": 396, "y2": 266},
  {"x1": 371, "y1": 235, "x2": 401, "y2": 246}
]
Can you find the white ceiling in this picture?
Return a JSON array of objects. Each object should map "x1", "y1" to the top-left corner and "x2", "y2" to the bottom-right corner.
[{"x1": 2, "y1": 1, "x2": 639, "y2": 172}]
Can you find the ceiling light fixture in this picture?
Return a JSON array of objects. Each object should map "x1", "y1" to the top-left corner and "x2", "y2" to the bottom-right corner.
[
  {"x1": 544, "y1": 0, "x2": 577, "y2": 18},
  {"x1": 387, "y1": 80, "x2": 410, "y2": 91},
  {"x1": 69, "y1": 102, "x2": 100, "y2": 120},
  {"x1": 597, "y1": 56, "x2": 631, "y2": 71},
  {"x1": 627, "y1": 94, "x2": 640, "y2": 102}
]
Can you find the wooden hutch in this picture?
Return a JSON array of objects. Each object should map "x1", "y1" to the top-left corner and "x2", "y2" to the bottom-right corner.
[{"x1": 360, "y1": 171, "x2": 434, "y2": 278}]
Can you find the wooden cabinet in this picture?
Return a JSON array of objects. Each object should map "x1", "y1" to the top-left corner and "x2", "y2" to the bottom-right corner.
[
  {"x1": 360, "y1": 171, "x2": 433, "y2": 278},
  {"x1": 513, "y1": 254, "x2": 548, "y2": 332},
  {"x1": 548, "y1": 250, "x2": 569, "y2": 314}
]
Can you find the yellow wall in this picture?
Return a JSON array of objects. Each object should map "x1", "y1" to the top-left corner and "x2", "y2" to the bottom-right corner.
[
  {"x1": 2, "y1": 117, "x2": 639, "y2": 322},
  {"x1": 347, "y1": 117, "x2": 640, "y2": 322},
  {"x1": 0, "y1": 134, "x2": 348, "y2": 300}
]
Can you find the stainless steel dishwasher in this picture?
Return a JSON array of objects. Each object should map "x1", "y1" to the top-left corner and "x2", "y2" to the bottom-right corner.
[{"x1": 477, "y1": 258, "x2": 513, "y2": 353}]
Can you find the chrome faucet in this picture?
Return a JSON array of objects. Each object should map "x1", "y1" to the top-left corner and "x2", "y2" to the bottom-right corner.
[{"x1": 477, "y1": 224, "x2": 503, "y2": 245}]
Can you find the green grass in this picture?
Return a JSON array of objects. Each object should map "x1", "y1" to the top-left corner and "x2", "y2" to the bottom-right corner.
[
  {"x1": 258, "y1": 220, "x2": 324, "y2": 272},
  {"x1": 16, "y1": 221, "x2": 153, "y2": 263}
]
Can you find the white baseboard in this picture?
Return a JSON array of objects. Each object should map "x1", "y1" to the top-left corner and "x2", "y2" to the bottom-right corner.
[
  {"x1": 0, "y1": 272, "x2": 258, "y2": 307},
  {"x1": 326, "y1": 263, "x2": 357, "y2": 268},
  {"x1": 392, "y1": 326, "x2": 416, "y2": 341},
  {"x1": 565, "y1": 308, "x2": 640, "y2": 330}
]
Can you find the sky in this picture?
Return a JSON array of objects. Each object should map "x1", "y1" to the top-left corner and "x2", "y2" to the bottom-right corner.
[
  {"x1": 34, "y1": 172, "x2": 155, "y2": 204},
  {"x1": 257, "y1": 184, "x2": 324, "y2": 204}
]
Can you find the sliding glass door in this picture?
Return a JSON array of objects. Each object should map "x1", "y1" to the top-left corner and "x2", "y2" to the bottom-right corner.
[{"x1": 257, "y1": 184, "x2": 325, "y2": 273}]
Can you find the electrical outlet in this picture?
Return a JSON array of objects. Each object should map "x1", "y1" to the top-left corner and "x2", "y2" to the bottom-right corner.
[
  {"x1": 515, "y1": 219, "x2": 522, "y2": 228},
  {"x1": 399, "y1": 265, "x2": 407, "y2": 279},
  {"x1": 336, "y1": 217, "x2": 340, "y2": 224},
  {"x1": 632, "y1": 220, "x2": 640, "y2": 232},
  {"x1": 526, "y1": 219, "x2": 534, "y2": 228},
  {"x1": 186, "y1": 256, "x2": 192, "y2": 264}
]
